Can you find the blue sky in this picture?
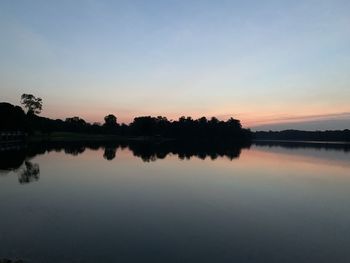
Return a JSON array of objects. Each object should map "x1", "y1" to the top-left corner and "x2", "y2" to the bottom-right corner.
[{"x1": 1, "y1": 0, "x2": 349, "y2": 130}]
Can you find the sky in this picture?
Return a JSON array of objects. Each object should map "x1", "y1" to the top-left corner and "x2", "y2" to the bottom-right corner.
[{"x1": 0, "y1": 0, "x2": 349, "y2": 130}]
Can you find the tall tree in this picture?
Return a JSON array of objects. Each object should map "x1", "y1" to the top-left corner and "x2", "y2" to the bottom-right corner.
[
  {"x1": 20, "y1": 94, "x2": 43, "y2": 115},
  {"x1": 104, "y1": 114, "x2": 118, "y2": 128}
]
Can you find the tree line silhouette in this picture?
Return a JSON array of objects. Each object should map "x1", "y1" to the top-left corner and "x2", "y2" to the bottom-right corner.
[
  {"x1": 0, "y1": 97, "x2": 251, "y2": 141},
  {"x1": 1, "y1": 94, "x2": 349, "y2": 142}
]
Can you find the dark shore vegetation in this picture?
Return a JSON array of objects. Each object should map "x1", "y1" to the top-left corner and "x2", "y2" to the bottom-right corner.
[
  {"x1": 0, "y1": 99, "x2": 251, "y2": 142},
  {"x1": 1, "y1": 94, "x2": 349, "y2": 144}
]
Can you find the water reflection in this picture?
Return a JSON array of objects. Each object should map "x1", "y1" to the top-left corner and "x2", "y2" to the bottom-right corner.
[
  {"x1": 0, "y1": 148, "x2": 40, "y2": 184},
  {"x1": 1, "y1": 140, "x2": 250, "y2": 166},
  {"x1": 103, "y1": 147, "x2": 117, "y2": 160},
  {"x1": 253, "y1": 140, "x2": 350, "y2": 166},
  {"x1": 1, "y1": 141, "x2": 350, "y2": 263},
  {"x1": 254, "y1": 140, "x2": 350, "y2": 152},
  {"x1": 18, "y1": 161, "x2": 40, "y2": 184},
  {"x1": 64, "y1": 145, "x2": 86, "y2": 156},
  {"x1": 0, "y1": 140, "x2": 249, "y2": 184},
  {"x1": 1, "y1": 140, "x2": 350, "y2": 185},
  {"x1": 127, "y1": 140, "x2": 248, "y2": 162}
]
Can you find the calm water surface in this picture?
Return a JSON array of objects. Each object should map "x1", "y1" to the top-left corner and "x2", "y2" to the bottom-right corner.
[{"x1": 0, "y1": 142, "x2": 350, "y2": 263}]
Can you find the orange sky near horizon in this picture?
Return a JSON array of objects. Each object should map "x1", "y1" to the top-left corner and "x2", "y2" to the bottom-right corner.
[{"x1": 33, "y1": 99, "x2": 350, "y2": 129}]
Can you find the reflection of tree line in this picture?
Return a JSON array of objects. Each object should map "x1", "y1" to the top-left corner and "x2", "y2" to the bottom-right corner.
[
  {"x1": 2, "y1": 140, "x2": 350, "y2": 184},
  {"x1": 127, "y1": 140, "x2": 249, "y2": 162},
  {"x1": 64, "y1": 140, "x2": 250, "y2": 161},
  {"x1": 2, "y1": 139, "x2": 251, "y2": 163},
  {"x1": 0, "y1": 148, "x2": 40, "y2": 184},
  {"x1": 0, "y1": 140, "x2": 251, "y2": 183}
]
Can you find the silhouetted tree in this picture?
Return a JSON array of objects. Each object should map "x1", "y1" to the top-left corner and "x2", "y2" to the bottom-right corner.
[
  {"x1": 65, "y1": 117, "x2": 88, "y2": 132},
  {"x1": 20, "y1": 94, "x2": 43, "y2": 115},
  {"x1": 103, "y1": 114, "x2": 118, "y2": 134},
  {"x1": 104, "y1": 114, "x2": 117, "y2": 126},
  {"x1": 130, "y1": 116, "x2": 157, "y2": 136}
]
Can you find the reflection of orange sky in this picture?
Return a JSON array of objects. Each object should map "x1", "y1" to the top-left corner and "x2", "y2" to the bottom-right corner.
[{"x1": 231, "y1": 147, "x2": 350, "y2": 175}]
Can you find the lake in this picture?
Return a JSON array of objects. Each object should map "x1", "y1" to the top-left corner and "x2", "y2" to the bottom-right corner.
[{"x1": 1, "y1": 141, "x2": 350, "y2": 263}]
